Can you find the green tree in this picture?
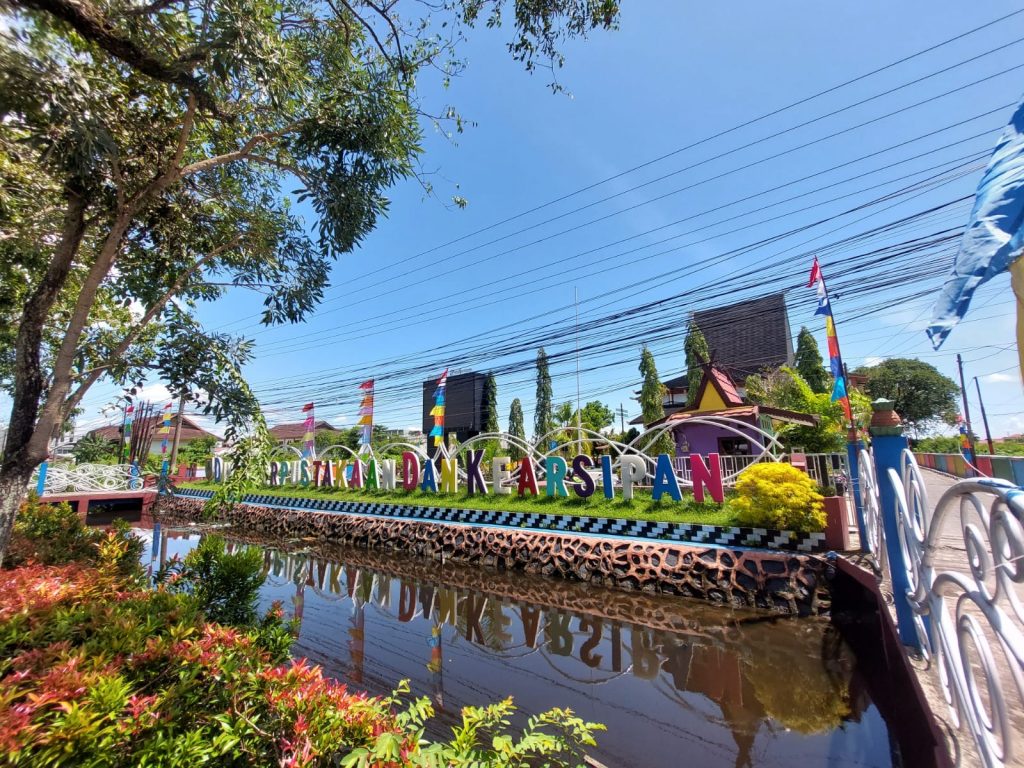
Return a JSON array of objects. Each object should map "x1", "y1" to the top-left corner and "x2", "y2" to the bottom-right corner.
[
  {"x1": 579, "y1": 401, "x2": 614, "y2": 433},
  {"x1": 314, "y1": 428, "x2": 359, "y2": 455},
  {"x1": 794, "y1": 327, "x2": 830, "y2": 394},
  {"x1": 508, "y1": 398, "x2": 526, "y2": 460},
  {"x1": 638, "y1": 345, "x2": 673, "y2": 455},
  {"x1": 852, "y1": 358, "x2": 959, "y2": 434},
  {"x1": 483, "y1": 372, "x2": 499, "y2": 434},
  {"x1": 71, "y1": 433, "x2": 119, "y2": 464},
  {"x1": 745, "y1": 367, "x2": 871, "y2": 452},
  {"x1": 0, "y1": 0, "x2": 621, "y2": 561},
  {"x1": 684, "y1": 319, "x2": 710, "y2": 401},
  {"x1": 534, "y1": 347, "x2": 555, "y2": 439},
  {"x1": 556, "y1": 401, "x2": 575, "y2": 426},
  {"x1": 179, "y1": 435, "x2": 217, "y2": 466}
]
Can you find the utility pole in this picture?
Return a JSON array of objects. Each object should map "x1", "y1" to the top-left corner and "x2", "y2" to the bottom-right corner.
[
  {"x1": 973, "y1": 376, "x2": 996, "y2": 455},
  {"x1": 168, "y1": 393, "x2": 187, "y2": 470},
  {"x1": 618, "y1": 403, "x2": 626, "y2": 435},
  {"x1": 955, "y1": 354, "x2": 978, "y2": 460},
  {"x1": 574, "y1": 287, "x2": 582, "y2": 454}
]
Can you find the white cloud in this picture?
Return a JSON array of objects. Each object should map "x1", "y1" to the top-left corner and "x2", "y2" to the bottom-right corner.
[
  {"x1": 984, "y1": 372, "x2": 1017, "y2": 384},
  {"x1": 137, "y1": 383, "x2": 173, "y2": 404},
  {"x1": 862, "y1": 356, "x2": 884, "y2": 368}
]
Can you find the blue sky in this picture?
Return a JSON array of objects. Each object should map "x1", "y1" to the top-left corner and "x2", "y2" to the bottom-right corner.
[{"x1": 58, "y1": 1, "x2": 1024, "y2": 440}]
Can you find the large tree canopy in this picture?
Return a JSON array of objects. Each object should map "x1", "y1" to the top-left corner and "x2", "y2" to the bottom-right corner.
[
  {"x1": 0, "y1": 0, "x2": 621, "y2": 561},
  {"x1": 852, "y1": 358, "x2": 960, "y2": 434}
]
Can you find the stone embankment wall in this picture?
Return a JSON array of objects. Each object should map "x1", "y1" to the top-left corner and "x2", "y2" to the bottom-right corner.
[{"x1": 160, "y1": 495, "x2": 831, "y2": 616}]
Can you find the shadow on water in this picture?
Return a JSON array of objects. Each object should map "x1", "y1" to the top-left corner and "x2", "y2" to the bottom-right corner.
[{"x1": 140, "y1": 525, "x2": 901, "y2": 768}]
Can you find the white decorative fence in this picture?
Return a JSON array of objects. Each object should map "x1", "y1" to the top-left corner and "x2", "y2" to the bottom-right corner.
[
  {"x1": 671, "y1": 451, "x2": 849, "y2": 489},
  {"x1": 866, "y1": 447, "x2": 1024, "y2": 768},
  {"x1": 33, "y1": 463, "x2": 142, "y2": 494}
]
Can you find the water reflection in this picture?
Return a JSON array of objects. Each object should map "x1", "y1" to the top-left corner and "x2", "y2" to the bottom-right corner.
[{"x1": 147, "y1": 527, "x2": 897, "y2": 768}]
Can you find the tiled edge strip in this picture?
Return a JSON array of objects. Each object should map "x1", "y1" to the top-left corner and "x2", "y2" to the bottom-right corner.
[{"x1": 174, "y1": 488, "x2": 827, "y2": 553}]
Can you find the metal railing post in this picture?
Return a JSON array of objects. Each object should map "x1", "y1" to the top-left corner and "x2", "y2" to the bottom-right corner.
[
  {"x1": 869, "y1": 399, "x2": 920, "y2": 650},
  {"x1": 847, "y1": 431, "x2": 867, "y2": 548}
]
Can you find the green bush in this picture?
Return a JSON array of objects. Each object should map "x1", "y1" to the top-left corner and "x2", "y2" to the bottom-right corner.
[
  {"x1": 156, "y1": 535, "x2": 265, "y2": 627},
  {"x1": 728, "y1": 463, "x2": 825, "y2": 532},
  {"x1": 6, "y1": 494, "x2": 143, "y2": 576}
]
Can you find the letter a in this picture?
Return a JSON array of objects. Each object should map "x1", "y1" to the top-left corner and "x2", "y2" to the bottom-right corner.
[
  {"x1": 517, "y1": 457, "x2": 539, "y2": 496},
  {"x1": 651, "y1": 454, "x2": 682, "y2": 502}
]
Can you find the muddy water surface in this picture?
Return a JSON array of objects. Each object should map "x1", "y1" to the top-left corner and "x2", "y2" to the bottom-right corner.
[{"x1": 143, "y1": 525, "x2": 899, "y2": 768}]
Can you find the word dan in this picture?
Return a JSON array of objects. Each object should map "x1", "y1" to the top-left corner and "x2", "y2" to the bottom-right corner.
[{"x1": 224, "y1": 450, "x2": 726, "y2": 504}]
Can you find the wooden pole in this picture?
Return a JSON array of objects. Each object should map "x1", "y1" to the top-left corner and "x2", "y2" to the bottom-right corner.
[{"x1": 168, "y1": 393, "x2": 187, "y2": 469}]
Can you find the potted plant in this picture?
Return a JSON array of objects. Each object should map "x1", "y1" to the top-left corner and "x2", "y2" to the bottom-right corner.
[{"x1": 818, "y1": 483, "x2": 851, "y2": 550}]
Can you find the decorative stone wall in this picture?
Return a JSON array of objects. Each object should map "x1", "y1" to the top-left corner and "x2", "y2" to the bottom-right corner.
[
  {"x1": 224, "y1": 528, "x2": 827, "y2": 633},
  {"x1": 174, "y1": 487, "x2": 828, "y2": 553},
  {"x1": 162, "y1": 495, "x2": 830, "y2": 615}
]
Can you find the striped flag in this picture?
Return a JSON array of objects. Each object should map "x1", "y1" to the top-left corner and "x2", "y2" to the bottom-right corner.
[
  {"x1": 302, "y1": 403, "x2": 315, "y2": 458},
  {"x1": 357, "y1": 380, "x2": 374, "y2": 448},
  {"x1": 808, "y1": 257, "x2": 853, "y2": 422},
  {"x1": 429, "y1": 369, "x2": 449, "y2": 447}
]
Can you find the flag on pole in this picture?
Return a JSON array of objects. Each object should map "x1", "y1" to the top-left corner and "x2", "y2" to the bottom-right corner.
[
  {"x1": 302, "y1": 402, "x2": 315, "y2": 458},
  {"x1": 358, "y1": 380, "x2": 374, "y2": 449},
  {"x1": 429, "y1": 369, "x2": 449, "y2": 447},
  {"x1": 159, "y1": 401, "x2": 172, "y2": 477},
  {"x1": 159, "y1": 402, "x2": 172, "y2": 452},
  {"x1": 958, "y1": 416, "x2": 975, "y2": 466},
  {"x1": 122, "y1": 404, "x2": 135, "y2": 462},
  {"x1": 928, "y1": 96, "x2": 1024, "y2": 381},
  {"x1": 807, "y1": 257, "x2": 853, "y2": 422}
]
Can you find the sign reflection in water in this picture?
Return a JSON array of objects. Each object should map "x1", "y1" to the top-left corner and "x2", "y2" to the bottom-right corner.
[{"x1": 152, "y1": 531, "x2": 897, "y2": 768}]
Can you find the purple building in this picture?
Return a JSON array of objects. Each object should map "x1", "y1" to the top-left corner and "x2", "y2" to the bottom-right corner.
[{"x1": 653, "y1": 364, "x2": 816, "y2": 457}]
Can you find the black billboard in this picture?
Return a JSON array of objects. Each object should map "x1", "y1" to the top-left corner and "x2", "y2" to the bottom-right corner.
[{"x1": 422, "y1": 371, "x2": 487, "y2": 451}]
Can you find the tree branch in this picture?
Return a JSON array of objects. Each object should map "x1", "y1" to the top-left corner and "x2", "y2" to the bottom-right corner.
[
  {"x1": 336, "y1": 0, "x2": 400, "y2": 74},
  {"x1": 179, "y1": 123, "x2": 302, "y2": 177},
  {"x1": 2, "y1": 191, "x2": 88, "y2": 471},
  {"x1": 64, "y1": 233, "x2": 244, "y2": 412},
  {"x1": 12, "y1": 0, "x2": 220, "y2": 114}
]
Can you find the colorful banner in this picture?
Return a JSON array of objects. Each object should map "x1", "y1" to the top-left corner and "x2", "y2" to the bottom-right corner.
[
  {"x1": 159, "y1": 401, "x2": 172, "y2": 476},
  {"x1": 358, "y1": 379, "x2": 374, "y2": 449},
  {"x1": 122, "y1": 404, "x2": 135, "y2": 463},
  {"x1": 807, "y1": 257, "x2": 853, "y2": 422},
  {"x1": 958, "y1": 417, "x2": 975, "y2": 466},
  {"x1": 429, "y1": 369, "x2": 449, "y2": 448},
  {"x1": 301, "y1": 402, "x2": 315, "y2": 458}
]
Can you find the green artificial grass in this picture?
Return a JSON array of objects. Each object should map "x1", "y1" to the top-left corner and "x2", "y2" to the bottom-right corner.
[{"x1": 180, "y1": 481, "x2": 739, "y2": 527}]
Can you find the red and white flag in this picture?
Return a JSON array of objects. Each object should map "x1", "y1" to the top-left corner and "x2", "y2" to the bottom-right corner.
[{"x1": 806, "y1": 256, "x2": 822, "y2": 287}]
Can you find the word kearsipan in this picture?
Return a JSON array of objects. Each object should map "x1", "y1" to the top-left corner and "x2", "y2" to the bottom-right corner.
[{"x1": 210, "y1": 451, "x2": 727, "y2": 503}]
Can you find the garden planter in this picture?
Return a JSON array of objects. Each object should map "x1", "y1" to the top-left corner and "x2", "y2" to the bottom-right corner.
[{"x1": 822, "y1": 495, "x2": 851, "y2": 550}]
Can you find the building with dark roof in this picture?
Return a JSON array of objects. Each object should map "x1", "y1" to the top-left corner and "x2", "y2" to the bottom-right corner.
[
  {"x1": 692, "y1": 293, "x2": 794, "y2": 383},
  {"x1": 632, "y1": 293, "x2": 795, "y2": 426}
]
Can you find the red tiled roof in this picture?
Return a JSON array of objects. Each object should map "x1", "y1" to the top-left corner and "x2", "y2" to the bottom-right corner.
[
  {"x1": 269, "y1": 421, "x2": 340, "y2": 440},
  {"x1": 87, "y1": 415, "x2": 216, "y2": 443}
]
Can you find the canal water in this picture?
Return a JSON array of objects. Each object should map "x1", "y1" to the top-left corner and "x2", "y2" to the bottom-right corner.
[{"x1": 141, "y1": 525, "x2": 900, "y2": 768}]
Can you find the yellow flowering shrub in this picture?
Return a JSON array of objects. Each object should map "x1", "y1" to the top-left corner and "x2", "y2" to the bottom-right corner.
[{"x1": 730, "y1": 462, "x2": 825, "y2": 532}]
